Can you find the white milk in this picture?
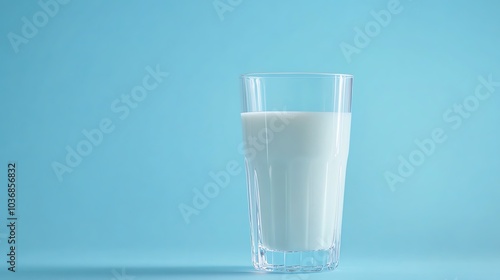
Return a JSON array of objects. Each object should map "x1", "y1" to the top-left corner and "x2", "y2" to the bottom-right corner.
[{"x1": 241, "y1": 112, "x2": 351, "y2": 252}]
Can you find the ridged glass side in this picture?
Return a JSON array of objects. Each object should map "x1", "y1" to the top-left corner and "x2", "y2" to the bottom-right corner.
[{"x1": 245, "y1": 159, "x2": 346, "y2": 272}]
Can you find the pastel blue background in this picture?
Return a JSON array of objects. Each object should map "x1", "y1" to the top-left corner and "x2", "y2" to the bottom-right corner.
[{"x1": 0, "y1": 0, "x2": 499, "y2": 279}]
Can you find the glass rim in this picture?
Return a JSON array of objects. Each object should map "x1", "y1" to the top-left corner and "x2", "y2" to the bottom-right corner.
[{"x1": 241, "y1": 72, "x2": 353, "y2": 79}]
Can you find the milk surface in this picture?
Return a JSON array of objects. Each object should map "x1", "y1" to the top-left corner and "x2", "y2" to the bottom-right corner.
[{"x1": 241, "y1": 112, "x2": 351, "y2": 251}]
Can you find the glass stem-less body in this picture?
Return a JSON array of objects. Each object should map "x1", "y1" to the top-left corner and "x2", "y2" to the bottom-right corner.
[{"x1": 241, "y1": 73, "x2": 353, "y2": 272}]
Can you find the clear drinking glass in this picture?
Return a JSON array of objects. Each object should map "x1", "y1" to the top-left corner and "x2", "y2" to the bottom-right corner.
[{"x1": 240, "y1": 73, "x2": 353, "y2": 272}]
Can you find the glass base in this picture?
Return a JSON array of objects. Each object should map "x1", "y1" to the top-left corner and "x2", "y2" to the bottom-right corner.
[{"x1": 253, "y1": 245, "x2": 339, "y2": 273}]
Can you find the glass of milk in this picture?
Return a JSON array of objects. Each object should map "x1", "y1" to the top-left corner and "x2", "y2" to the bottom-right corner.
[{"x1": 240, "y1": 73, "x2": 353, "y2": 272}]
